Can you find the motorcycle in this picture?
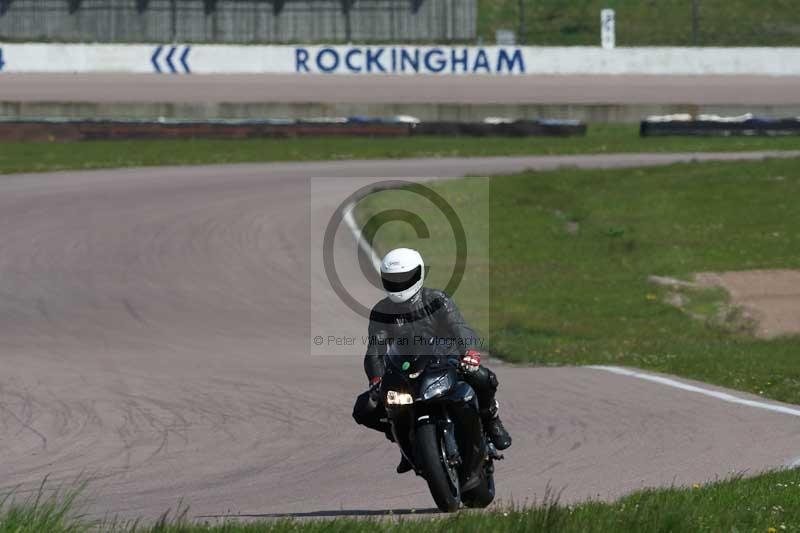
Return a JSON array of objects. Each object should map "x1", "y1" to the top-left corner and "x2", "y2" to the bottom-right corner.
[{"x1": 380, "y1": 344, "x2": 503, "y2": 512}]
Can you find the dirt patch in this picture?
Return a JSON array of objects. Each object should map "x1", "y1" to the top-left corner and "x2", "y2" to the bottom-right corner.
[
  {"x1": 695, "y1": 270, "x2": 800, "y2": 339},
  {"x1": 649, "y1": 275, "x2": 756, "y2": 334}
]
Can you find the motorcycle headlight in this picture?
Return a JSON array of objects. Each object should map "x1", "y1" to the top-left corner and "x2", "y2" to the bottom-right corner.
[
  {"x1": 421, "y1": 374, "x2": 452, "y2": 401},
  {"x1": 386, "y1": 390, "x2": 414, "y2": 405}
]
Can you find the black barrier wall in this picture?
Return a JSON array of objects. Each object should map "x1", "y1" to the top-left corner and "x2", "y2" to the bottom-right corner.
[
  {"x1": 640, "y1": 117, "x2": 800, "y2": 137},
  {"x1": 0, "y1": 118, "x2": 586, "y2": 142}
]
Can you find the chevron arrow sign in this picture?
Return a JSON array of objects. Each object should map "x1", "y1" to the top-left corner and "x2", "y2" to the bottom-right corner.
[{"x1": 151, "y1": 45, "x2": 192, "y2": 74}]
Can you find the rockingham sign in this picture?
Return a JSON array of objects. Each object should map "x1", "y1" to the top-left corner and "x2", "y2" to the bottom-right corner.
[
  {"x1": 1, "y1": 43, "x2": 800, "y2": 76},
  {"x1": 294, "y1": 46, "x2": 525, "y2": 74}
]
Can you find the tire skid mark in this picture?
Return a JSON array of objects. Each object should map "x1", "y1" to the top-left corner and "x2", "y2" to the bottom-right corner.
[
  {"x1": 122, "y1": 298, "x2": 148, "y2": 326},
  {"x1": 0, "y1": 384, "x2": 48, "y2": 450}
]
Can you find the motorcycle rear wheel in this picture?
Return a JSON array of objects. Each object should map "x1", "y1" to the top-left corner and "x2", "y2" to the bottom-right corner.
[{"x1": 415, "y1": 423, "x2": 460, "y2": 512}]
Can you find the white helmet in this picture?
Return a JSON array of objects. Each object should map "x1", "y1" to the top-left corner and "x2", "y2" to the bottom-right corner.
[{"x1": 380, "y1": 248, "x2": 424, "y2": 303}]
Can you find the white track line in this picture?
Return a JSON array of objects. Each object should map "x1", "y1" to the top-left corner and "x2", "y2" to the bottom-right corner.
[
  {"x1": 590, "y1": 365, "x2": 800, "y2": 418},
  {"x1": 342, "y1": 176, "x2": 444, "y2": 274},
  {"x1": 342, "y1": 201, "x2": 381, "y2": 273},
  {"x1": 338, "y1": 176, "x2": 449, "y2": 274}
]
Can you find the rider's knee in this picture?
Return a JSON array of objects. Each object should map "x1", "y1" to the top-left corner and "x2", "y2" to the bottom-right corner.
[
  {"x1": 352, "y1": 391, "x2": 373, "y2": 425},
  {"x1": 467, "y1": 366, "x2": 498, "y2": 393},
  {"x1": 486, "y1": 367, "x2": 499, "y2": 390}
]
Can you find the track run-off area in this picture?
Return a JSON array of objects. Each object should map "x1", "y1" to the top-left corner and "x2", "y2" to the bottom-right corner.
[
  {"x1": 3, "y1": 74, "x2": 800, "y2": 105},
  {"x1": 1, "y1": 151, "x2": 800, "y2": 521}
]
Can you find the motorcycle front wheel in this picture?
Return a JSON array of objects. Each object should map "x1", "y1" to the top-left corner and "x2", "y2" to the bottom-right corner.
[
  {"x1": 415, "y1": 422, "x2": 460, "y2": 512},
  {"x1": 461, "y1": 465, "x2": 495, "y2": 508}
]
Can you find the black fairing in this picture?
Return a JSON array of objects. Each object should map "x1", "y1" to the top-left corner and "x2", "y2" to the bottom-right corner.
[{"x1": 381, "y1": 352, "x2": 489, "y2": 490}]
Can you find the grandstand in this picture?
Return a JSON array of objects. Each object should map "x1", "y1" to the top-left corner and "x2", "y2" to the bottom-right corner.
[
  {"x1": 3, "y1": 1, "x2": 798, "y2": 47},
  {"x1": 0, "y1": 0, "x2": 476, "y2": 43}
]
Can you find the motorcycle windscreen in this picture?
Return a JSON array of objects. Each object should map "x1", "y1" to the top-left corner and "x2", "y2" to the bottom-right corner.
[
  {"x1": 387, "y1": 342, "x2": 428, "y2": 374},
  {"x1": 387, "y1": 336, "x2": 453, "y2": 371}
]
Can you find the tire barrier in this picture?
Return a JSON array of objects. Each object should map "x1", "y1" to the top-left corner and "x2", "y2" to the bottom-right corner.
[
  {"x1": 641, "y1": 114, "x2": 800, "y2": 137},
  {"x1": 0, "y1": 117, "x2": 586, "y2": 142}
]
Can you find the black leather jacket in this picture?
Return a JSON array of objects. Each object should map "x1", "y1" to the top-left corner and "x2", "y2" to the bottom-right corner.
[{"x1": 363, "y1": 287, "x2": 483, "y2": 381}]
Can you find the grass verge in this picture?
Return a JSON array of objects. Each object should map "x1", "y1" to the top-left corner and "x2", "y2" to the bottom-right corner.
[
  {"x1": 5, "y1": 470, "x2": 800, "y2": 531},
  {"x1": 479, "y1": 0, "x2": 800, "y2": 46},
  {"x1": 2, "y1": 124, "x2": 800, "y2": 175},
  {"x1": 0, "y1": 478, "x2": 90, "y2": 533},
  {"x1": 355, "y1": 157, "x2": 800, "y2": 404}
]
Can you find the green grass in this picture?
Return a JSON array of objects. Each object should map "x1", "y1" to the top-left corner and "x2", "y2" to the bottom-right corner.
[
  {"x1": 0, "y1": 479, "x2": 90, "y2": 533},
  {"x1": 356, "y1": 157, "x2": 800, "y2": 404},
  {"x1": 479, "y1": 0, "x2": 800, "y2": 46},
  {"x1": 2, "y1": 125, "x2": 800, "y2": 175},
  {"x1": 6, "y1": 470, "x2": 800, "y2": 531}
]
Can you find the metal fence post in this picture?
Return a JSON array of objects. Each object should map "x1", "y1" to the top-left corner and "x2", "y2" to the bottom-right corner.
[
  {"x1": 170, "y1": 0, "x2": 178, "y2": 42},
  {"x1": 451, "y1": 0, "x2": 456, "y2": 43},
  {"x1": 342, "y1": 0, "x2": 353, "y2": 43}
]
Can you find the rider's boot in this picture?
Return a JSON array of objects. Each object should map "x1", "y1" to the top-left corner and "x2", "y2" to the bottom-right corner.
[
  {"x1": 396, "y1": 455, "x2": 413, "y2": 474},
  {"x1": 481, "y1": 400, "x2": 512, "y2": 451}
]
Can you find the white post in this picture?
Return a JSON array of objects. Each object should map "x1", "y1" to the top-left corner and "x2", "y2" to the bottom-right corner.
[{"x1": 601, "y1": 9, "x2": 615, "y2": 49}]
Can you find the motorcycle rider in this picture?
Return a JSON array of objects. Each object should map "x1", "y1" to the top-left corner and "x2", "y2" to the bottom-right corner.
[{"x1": 352, "y1": 247, "x2": 512, "y2": 474}]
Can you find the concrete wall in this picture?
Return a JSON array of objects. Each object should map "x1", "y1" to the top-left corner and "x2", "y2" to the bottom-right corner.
[
  {"x1": 0, "y1": 0, "x2": 477, "y2": 43},
  {"x1": 3, "y1": 43, "x2": 800, "y2": 75}
]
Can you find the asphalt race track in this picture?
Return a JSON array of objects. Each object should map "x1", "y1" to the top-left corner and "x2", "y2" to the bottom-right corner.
[
  {"x1": 3, "y1": 74, "x2": 800, "y2": 105},
  {"x1": 2, "y1": 153, "x2": 800, "y2": 521}
]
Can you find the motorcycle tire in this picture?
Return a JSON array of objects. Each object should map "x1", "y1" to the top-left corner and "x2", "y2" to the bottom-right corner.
[
  {"x1": 461, "y1": 465, "x2": 495, "y2": 508},
  {"x1": 415, "y1": 423, "x2": 460, "y2": 512}
]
